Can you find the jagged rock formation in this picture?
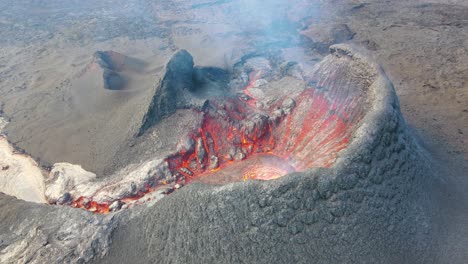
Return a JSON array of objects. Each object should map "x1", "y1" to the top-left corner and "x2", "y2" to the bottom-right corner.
[
  {"x1": 139, "y1": 50, "x2": 196, "y2": 135},
  {"x1": 93, "y1": 51, "x2": 126, "y2": 90},
  {"x1": 138, "y1": 49, "x2": 230, "y2": 136}
]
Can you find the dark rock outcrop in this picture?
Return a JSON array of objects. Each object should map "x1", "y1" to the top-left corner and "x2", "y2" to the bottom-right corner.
[
  {"x1": 102, "y1": 69, "x2": 124, "y2": 90},
  {"x1": 92, "y1": 50, "x2": 146, "y2": 90},
  {"x1": 93, "y1": 51, "x2": 127, "y2": 90},
  {"x1": 138, "y1": 50, "x2": 195, "y2": 135},
  {"x1": 138, "y1": 50, "x2": 229, "y2": 136},
  {"x1": 192, "y1": 66, "x2": 230, "y2": 96}
]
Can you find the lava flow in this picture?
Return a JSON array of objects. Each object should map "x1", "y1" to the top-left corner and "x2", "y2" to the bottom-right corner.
[{"x1": 68, "y1": 69, "x2": 365, "y2": 213}]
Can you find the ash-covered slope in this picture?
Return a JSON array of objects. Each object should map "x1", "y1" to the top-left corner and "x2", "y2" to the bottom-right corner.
[{"x1": 3, "y1": 49, "x2": 155, "y2": 176}]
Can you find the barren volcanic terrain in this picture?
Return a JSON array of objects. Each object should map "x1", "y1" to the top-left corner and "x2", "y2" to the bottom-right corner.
[{"x1": 0, "y1": 0, "x2": 467, "y2": 263}]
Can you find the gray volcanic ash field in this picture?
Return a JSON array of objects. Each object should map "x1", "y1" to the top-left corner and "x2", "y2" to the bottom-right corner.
[{"x1": 0, "y1": 0, "x2": 467, "y2": 263}]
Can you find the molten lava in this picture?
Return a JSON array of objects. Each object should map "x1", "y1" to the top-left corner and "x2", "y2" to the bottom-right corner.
[
  {"x1": 68, "y1": 69, "x2": 365, "y2": 213},
  {"x1": 243, "y1": 165, "x2": 288, "y2": 181}
]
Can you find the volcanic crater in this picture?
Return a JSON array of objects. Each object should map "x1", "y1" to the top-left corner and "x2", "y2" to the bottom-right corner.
[
  {"x1": 0, "y1": 43, "x2": 434, "y2": 264},
  {"x1": 1, "y1": 0, "x2": 464, "y2": 262},
  {"x1": 44, "y1": 45, "x2": 369, "y2": 214}
]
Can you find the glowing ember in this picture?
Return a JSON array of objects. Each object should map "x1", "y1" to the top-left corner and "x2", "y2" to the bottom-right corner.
[
  {"x1": 71, "y1": 197, "x2": 110, "y2": 214},
  {"x1": 243, "y1": 165, "x2": 290, "y2": 181}
]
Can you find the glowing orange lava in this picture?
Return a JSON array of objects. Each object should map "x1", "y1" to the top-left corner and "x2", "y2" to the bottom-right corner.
[
  {"x1": 243, "y1": 165, "x2": 290, "y2": 181},
  {"x1": 67, "y1": 69, "x2": 365, "y2": 213}
]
